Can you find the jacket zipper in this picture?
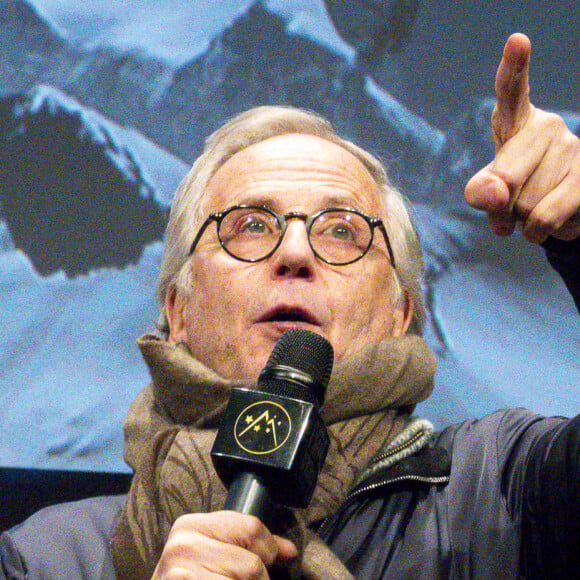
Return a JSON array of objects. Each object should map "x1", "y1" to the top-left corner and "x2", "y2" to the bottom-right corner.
[
  {"x1": 316, "y1": 428, "x2": 449, "y2": 538},
  {"x1": 348, "y1": 473, "x2": 451, "y2": 501},
  {"x1": 316, "y1": 472, "x2": 450, "y2": 538},
  {"x1": 370, "y1": 429, "x2": 425, "y2": 465}
]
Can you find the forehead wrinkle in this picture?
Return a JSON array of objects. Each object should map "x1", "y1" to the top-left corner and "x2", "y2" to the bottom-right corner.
[
  {"x1": 206, "y1": 134, "x2": 383, "y2": 214},
  {"x1": 243, "y1": 154, "x2": 370, "y2": 188}
]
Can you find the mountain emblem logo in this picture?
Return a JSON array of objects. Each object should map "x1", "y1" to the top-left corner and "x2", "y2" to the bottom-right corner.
[{"x1": 234, "y1": 401, "x2": 292, "y2": 455}]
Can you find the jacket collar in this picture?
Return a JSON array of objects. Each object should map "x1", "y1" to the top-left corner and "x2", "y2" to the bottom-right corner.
[{"x1": 349, "y1": 419, "x2": 451, "y2": 500}]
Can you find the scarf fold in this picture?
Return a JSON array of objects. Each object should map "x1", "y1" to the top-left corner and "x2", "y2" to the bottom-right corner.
[{"x1": 111, "y1": 333, "x2": 436, "y2": 579}]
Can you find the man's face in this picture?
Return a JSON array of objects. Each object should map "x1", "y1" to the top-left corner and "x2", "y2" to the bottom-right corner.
[{"x1": 165, "y1": 133, "x2": 413, "y2": 380}]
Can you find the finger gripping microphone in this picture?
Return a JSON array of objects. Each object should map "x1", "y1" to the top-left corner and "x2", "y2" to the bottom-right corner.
[{"x1": 210, "y1": 329, "x2": 334, "y2": 524}]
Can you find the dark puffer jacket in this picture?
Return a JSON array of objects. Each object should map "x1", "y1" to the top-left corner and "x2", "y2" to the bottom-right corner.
[{"x1": 319, "y1": 409, "x2": 580, "y2": 579}]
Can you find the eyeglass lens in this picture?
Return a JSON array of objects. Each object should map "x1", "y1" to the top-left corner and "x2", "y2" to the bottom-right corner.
[{"x1": 218, "y1": 207, "x2": 373, "y2": 264}]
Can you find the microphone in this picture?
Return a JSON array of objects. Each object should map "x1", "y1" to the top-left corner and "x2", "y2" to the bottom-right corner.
[{"x1": 210, "y1": 329, "x2": 334, "y2": 524}]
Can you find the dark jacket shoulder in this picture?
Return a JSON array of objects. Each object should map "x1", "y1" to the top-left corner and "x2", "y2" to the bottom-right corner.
[
  {"x1": 543, "y1": 235, "x2": 580, "y2": 312},
  {"x1": 0, "y1": 495, "x2": 125, "y2": 580}
]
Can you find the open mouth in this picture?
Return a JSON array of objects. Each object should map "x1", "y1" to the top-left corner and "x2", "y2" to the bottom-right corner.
[{"x1": 259, "y1": 306, "x2": 319, "y2": 326}]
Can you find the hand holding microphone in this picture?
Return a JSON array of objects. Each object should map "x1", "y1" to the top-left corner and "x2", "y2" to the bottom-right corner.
[{"x1": 150, "y1": 510, "x2": 298, "y2": 579}]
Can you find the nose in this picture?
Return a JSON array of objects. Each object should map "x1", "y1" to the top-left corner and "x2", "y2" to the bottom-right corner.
[{"x1": 269, "y1": 219, "x2": 317, "y2": 279}]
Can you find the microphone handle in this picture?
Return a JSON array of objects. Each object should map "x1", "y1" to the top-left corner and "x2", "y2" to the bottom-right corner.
[{"x1": 223, "y1": 472, "x2": 273, "y2": 524}]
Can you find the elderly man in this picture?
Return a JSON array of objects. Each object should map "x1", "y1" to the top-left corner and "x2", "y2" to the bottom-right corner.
[{"x1": 1, "y1": 34, "x2": 579, "y2": 579}]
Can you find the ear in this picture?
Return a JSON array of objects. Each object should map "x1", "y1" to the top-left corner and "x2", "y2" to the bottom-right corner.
[
  {"x1": 164, "y1": 284, "x2": 189, "y2": 344},
  {"x1": 390, "y1": 291, "x2": 415, "y2": 337}
]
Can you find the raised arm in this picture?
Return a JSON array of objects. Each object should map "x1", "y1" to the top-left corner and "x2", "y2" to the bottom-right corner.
[{"x1": 465, "y1": 33, "x2": 580, "y2": 244}]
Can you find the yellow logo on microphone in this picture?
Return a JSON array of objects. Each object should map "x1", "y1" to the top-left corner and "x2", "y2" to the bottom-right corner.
[{"x1": 234, "y1": 401, "x2": 292, "y2": 455}]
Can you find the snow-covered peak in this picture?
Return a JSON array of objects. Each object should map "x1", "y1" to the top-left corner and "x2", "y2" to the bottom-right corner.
[
  {"x1": 365, "y1": 76, "x2": 445, "y2": 155},
  {"x1": 18, "y1": 84, "x2": 187, "y2": 206},
  {"x1": 265, "y1": 0, "x2": 355, "y2": 63},
  {"x1": 29, "y1": 0, "x2": 353, "y2": 66}
]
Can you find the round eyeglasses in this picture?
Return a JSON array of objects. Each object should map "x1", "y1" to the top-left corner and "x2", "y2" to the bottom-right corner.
[{"x1": 188, "y1": 205, "x2": 396, "y2": 267}]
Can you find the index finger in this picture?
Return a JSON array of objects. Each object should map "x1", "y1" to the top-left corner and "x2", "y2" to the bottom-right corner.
[{"x1": 492, "y1": 33, "x2": 533, "y2": 150}]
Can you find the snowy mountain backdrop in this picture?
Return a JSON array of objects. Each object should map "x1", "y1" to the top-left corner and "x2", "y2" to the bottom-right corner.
[{"x1": 1, "y1": 0, "x2": 579, "y2": 472}]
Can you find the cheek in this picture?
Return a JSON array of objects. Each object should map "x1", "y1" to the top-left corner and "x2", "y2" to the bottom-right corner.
[
  {"x1": 178, "y1": 259, "x2": 264, "y2": 378},
  {"x1": 329, "y1": 264, "x2": 398, "y2": 352},
  {"x1": 185, "y1": 260, "x2": 249, "y2": 329},
  {"x1": 369, "y1": 277, "x2": 401, "y2": 336},
  {"x1": 179, "y1": 265, "x2": 234, "y2": 344}
]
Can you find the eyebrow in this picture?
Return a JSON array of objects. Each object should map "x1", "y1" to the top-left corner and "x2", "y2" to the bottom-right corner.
[
  {"x1": 321, "y1": 195, "x2": 362, "y2": 210},
  {"x1": 234, "y1": 194, "x2": 364, "y2": 213},
  {"x1": 234, "y1": 195, "x2": 276, "y2": 210}
]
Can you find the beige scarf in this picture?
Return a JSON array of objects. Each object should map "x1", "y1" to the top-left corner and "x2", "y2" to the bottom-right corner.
[{"x1": 111, "y1": 333, "x2": 436, "y2": 579}]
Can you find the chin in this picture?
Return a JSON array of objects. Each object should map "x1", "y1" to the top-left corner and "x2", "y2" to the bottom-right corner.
[{"x1": 233, "y1": 350, "x2": 271, "y2": 382}]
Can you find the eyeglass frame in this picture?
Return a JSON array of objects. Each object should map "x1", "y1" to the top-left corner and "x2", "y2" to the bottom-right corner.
[{"x1": 187, "y1": 204, "x2": 396, "y2": 267}]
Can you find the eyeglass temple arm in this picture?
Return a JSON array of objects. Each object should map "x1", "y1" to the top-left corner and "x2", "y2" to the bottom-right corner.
[
  {"x1": 375, "y1": 221, "x2": 396, "y2": 268},
  {"x1": 188, "y1": 215, "x2": 219, "y2": 256}
]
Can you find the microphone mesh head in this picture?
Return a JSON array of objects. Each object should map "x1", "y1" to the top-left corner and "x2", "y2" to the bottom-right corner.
[{"x1": 264, "y1": 329, "x2": 334, "y2": 405}]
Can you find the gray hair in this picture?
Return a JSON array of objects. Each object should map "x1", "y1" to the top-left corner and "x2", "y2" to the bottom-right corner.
[{"x1": 156, "y1": 106, "x2": 426, "y2": 335}]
